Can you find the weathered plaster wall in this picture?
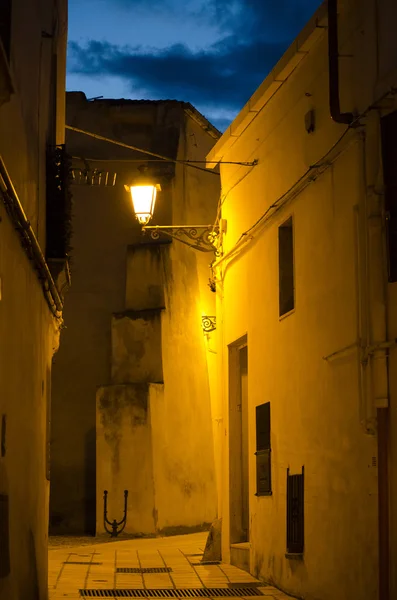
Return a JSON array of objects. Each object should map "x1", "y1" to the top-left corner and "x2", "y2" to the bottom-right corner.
[
  {"x1": 125, "y1": 245, "x2": 166, "y2": 311},
  {"x1": 0, "y1": 0, "x2": 66, "y2": 597},
  {"x1": 208, "y1": 2, "x2": 390, "y2": 598},
  {"x1": 166, "y1": 113, "x2": 221, "y2": 522},
  {"x1": 0, "y1": 203, "x2": 57, "y2": 599},
  {"x1": 150, "y1": 242, "x2": 217, "y2": 531},
  {"x1": 50, "y1": 176, "x2": 145, "y2": 534},
  {"x1": 111, "y1": 311, "x2": 163, "y2": 384},
  {"x1": 96, "y1": 384, "x2": 156, "y2": 535},
  {"x1": 52, "y1": 97, "x2": 220, "y2": 535},
  {"x1": 99, "y1": 237, "x2": 217, "y2": 535}
]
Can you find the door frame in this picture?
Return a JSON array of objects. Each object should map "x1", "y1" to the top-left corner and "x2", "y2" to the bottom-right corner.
[{"x1": 228, "y1": 335, "x2": 249, "y2": 544}]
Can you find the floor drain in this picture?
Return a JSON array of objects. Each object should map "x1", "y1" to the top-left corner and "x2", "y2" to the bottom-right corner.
[
  {"x1": 79, "y1": 588, "x2": 263, "y2": 597},
  {"x1": 116, "y1": 568, "x2": 172, "y2": 574}
]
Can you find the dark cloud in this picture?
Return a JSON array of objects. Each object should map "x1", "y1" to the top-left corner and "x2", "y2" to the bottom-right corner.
[
  {"x1": 198, "y1": 0, "x2": 321, "y2": 41},
  {"x1": 68, "y1": 37, "x2": 285, "y2": 111},
  {"x1": 67, "y1": 0, "x2": 321, "y2": 130}
]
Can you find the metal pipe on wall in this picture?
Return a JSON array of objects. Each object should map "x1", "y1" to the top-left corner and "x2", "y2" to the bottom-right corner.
[
  {"x1": 359, "y1": 127, "x2": 390, "y2": 600},
  {"x1": 328, "y1": 0, "x2": 354, "y2": 125},
  {"x1": 0, "y1": 157, "x2": 63, "y2": 319}
]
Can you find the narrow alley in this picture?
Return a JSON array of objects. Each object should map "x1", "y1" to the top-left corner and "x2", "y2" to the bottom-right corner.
[
  {"x1": 3, "y1": 0, "x2": 397, "y2": 599},
  {"x1": 48, "y1": 533, "x2": 289, "y2": 599}
]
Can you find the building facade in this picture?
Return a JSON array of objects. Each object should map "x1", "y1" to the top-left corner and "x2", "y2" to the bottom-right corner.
[
  {"x1": 207, "y1": 0, "x2": 397, "y2": 599},
  {"x1": 0, "y1": 1, "x2": 68, "y2": 599},
  {"x1": 50, "y1": 94, "x2": 220, "y2": 537}
]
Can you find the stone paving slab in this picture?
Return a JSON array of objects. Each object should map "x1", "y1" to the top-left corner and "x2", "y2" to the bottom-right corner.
[{"x1": 48, "y1": 532, "x2": 294, "y2": 600}]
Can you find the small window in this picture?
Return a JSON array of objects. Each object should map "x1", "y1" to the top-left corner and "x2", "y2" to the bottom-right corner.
[
  {"x1": 255, "y1": 402, "x2": 271, "y2": 495},
  {"x1": 0, "y1": 0, "x2": 12, "y2": 61},
  {"x1": 278, "y1": 217, "x2": 294, "y2": 316},
  {"x1": 286, "y1": 467, "x2": 304, "y2": 554}
]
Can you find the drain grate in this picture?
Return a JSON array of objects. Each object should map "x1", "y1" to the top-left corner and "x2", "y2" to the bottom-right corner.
[
  {"x1": 79, "y1": 588, "x2": 263, "y2": 597},
  {"x1": 191, "y1": 562, "x2": 220, "y2": 566},
  {"x1": 227, "y1": 584, "x2": 263, "y2": 589},
  {"x1": 116, "y1": 568, "x2": 172, "y2": 574},
  {"x1": 65, "y1": 561, "x2": 103, "y2": 565}
]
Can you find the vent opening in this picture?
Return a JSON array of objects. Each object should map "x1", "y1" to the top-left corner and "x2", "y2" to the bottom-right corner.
[{"x1": 79, "y1": 587, "x2": 263, "y2": 597}]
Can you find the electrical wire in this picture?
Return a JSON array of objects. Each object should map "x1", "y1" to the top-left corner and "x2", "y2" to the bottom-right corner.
[
  {"x1": 67, "y1": 125, "x2": 257, "y2": 175},
  {"x1": 70, "y1": 155, "x2": 255, "y2": 166},
  {"x1": 211, "y1": 86, "x2": 397, "y2": 272},
  {"x1": 66, "y1": 125, "x2": 217, "y2": 175},
  {"x1": 212, "y1": 163, "x2": 258, "y2": 230}
]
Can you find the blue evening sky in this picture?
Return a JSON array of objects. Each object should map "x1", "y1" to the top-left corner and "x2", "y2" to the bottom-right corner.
[{"x1": 67, "y1": 0, "x2": 322, "y2": 131}]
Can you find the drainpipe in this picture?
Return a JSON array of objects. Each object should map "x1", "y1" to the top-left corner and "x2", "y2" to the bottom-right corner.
[
  {"x1": 360, "y1": 131, "x2": 390, "y2": 600},
  {"x1": 328, "y1": 0, "x2": 354, "y2": 124}
]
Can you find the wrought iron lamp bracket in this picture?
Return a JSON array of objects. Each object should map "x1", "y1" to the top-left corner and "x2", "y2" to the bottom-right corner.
[{"x1": 142, "y1": 225, "x2": 221, "y2": 256}]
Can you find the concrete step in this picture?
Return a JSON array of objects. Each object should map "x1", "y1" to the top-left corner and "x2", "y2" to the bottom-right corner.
[{"x1": 230, "y1": 542, "x2": 250, "y2": 573}]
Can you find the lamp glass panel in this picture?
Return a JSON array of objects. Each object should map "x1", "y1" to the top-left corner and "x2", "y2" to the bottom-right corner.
[{"x1": 130, "y1": 185, "x2": 157, "y2": 225}]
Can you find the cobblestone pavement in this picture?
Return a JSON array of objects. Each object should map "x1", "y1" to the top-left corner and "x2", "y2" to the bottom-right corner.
[{"x1": 48, "y1": 532, "x2": 294, "y2": 600}]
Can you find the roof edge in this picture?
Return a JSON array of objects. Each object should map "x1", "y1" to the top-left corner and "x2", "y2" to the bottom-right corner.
[
  {"x1": 182, "y1": 103, "x2": 222, "y2": 140},
  {"x1": 65, "y1": 93, "x2": 221, "y2": 139},
  {"x1": 206, "y1": 1, "x2": 328, "y2": 166}
]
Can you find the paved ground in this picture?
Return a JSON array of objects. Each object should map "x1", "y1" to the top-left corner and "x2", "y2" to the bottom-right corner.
[{"x1": 48, "y1": 533, "x2": 293, "y2": 599}]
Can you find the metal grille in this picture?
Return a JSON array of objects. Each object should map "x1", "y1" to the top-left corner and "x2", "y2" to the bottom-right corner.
[
  {"x1": 116, "y1": 568, "x2": 172, "y2": 574},
  {"x1": 286, "y1": 467, "x2": 304, "y2": 554},
  {"x1": 79, "y1": 588, "x2": 263, "y2": 597}
]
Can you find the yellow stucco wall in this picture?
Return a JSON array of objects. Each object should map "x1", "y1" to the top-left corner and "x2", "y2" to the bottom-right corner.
[
  {"x1": 0, "y1": 199, "x2": 59, "y2": 600},
  {"x1": 208, "y1": 0, "x2": 397, "y2": 598},
  {"x1": 0, "y1": 1, "x2": 67, "y2": 597}
]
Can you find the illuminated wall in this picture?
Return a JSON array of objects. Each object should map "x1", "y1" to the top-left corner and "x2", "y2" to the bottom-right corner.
[{"x1": 207, "y1": 1, "x2": 397, "y2": 598}]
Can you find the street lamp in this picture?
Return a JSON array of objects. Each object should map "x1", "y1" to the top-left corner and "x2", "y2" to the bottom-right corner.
[
  {"x1": 126, "y1": 166, "x2": 221, "y2": 255},
  {"x1": 66, "y1": 126, "x2": 258, "y2": 257},
  {"x1": 124, "y1": 166, "x2": 161, "y2": 226}
]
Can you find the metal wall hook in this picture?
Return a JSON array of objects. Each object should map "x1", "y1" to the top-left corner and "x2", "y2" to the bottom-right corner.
[{"x1": 103, "y1": 489, "x2": 128, "y2": 537}]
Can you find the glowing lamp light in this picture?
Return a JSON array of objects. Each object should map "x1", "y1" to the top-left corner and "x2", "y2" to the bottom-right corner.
[{"x1": 125, "y1": 168, "x2": 161, "y2": 226}]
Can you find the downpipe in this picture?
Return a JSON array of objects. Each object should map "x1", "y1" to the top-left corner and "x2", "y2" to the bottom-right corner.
[
  {"x1": 328, "y1": 0, "x2": 354, "y2": 124},
  {"x1": 358, "y1": 129, "x2": 390, "y2": 600}
]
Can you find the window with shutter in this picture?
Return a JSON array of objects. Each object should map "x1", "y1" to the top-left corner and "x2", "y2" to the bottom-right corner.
[
  {"x1": 278, "y1": 217, "x2": 294, "y2": 316},
  {"x1": 255, "y1": 402, "x2": 271, "y2": 495},
  {"x1": 286, "y1": 467, "x2": 304, "y2": 555}
]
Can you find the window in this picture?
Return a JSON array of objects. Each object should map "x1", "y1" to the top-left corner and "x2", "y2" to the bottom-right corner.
[
  {"x1": 286, "y1": 467, "x2": 304, "y2": 554},
  {"x1": 1, "y1": 415, "x2": 6, "y2": 457},
  {"x1": 278, "y1": 217, "x2": 294, "y2": 316},
  {"x1": 381, "y1": 111, "x2": 397, "y2": 282},
  {"x1": 255, "y1": 402, "x2": 271, "y2": 495},
  {"x1": 0, "y1": 0, "x2": 12, "y2": 61}
]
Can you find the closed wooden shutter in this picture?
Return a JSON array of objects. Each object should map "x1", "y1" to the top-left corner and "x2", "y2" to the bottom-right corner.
[
  {"x1": 0, "y1": 493, "x2": 10, "y2": 578},
  {"x1": 255, "y1": 403, "x2": 271, "y2": 495},
  {"x1": 286, "y1": 467, "x2": 304, "y2": 554}
]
